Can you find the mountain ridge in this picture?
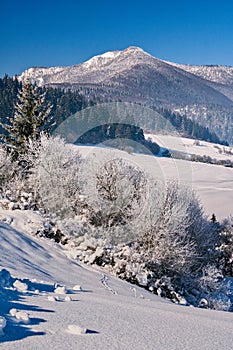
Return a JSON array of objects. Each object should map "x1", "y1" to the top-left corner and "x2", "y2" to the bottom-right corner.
[
  {"x1": 19, "y1": 46, "x2": 233, "y2": 88},
  {"x1": 18, "y1": 46, "x2": 233, "y2": 144}
]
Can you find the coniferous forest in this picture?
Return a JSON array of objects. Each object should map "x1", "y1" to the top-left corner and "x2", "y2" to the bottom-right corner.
[{"x1": 0, "y1": 76, "x2": 228, "y2": 146}]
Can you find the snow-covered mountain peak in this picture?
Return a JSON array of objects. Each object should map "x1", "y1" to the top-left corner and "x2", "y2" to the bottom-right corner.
[
  {"x1": 122, "y1": 46, "x2": 151, "y2": 55},
  {"x1": 81, "y1": 46, "x2": 152, "y2": 69},
  {"x1": 119, "y1": 46, "x2": 155, "y2": 62},
  {"x1": 18, "y1": 46, "x2": 158, "y2": 86},
  {"x1": 82, "y1": 49, "x2": 121, "y2": 69}
]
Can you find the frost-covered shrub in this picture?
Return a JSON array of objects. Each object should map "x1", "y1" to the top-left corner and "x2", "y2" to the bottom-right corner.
[
  {"x1": 81, "y1": 157, "x2": 147, "y2": 242},
  {"x1": 25, "y1": 135, "x2": 83, "y2": 218},
  {"x1": 198, "y1": 294, "x2": 231, "y2": 311},
  {"x1": 0, "y1": 146, "x2": 36, "y2": 209},
  {"x1": 198, "y1": 265, "x2": 224, "y2": 293},
  {"x1": 0, "y1": 146, "x2": 18, "y2": 192},
  {"x1": 204, "y1": 293, "x2": 231, "y2": 311},
  {"x1": 34, "y1": 216, "x2": 67, "y2": 244},
  {"x1": 218, "y1": 216, "x2": 233, "y2": 276},
  {"x1": 138, "y1": 179, "x2": 217, "y2": 279},
  {"x1": 197, "y1": 266, "x2": 231, "y2": 311},
  {"x1": 55, "y1": 216, "x2": 91, "y2": 239}
]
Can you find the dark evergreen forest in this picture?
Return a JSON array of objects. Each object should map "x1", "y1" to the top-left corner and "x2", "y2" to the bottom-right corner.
[{"x1": 0, "y1": 76, "x2": 227, "y2": 146}]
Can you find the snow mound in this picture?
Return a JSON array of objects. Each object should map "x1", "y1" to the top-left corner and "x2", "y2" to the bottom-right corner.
[
  {"x1": 47, "y1": 295, "x2": 57, "y2": 302},
  {"x1": 13, "y1": 279, "x2": 28, "y2": 292},
  {"x1": 54, "y1": 286, "x2": 67, "y2": 294},
  {"x1": 65, "y1": 296, "x2": 72, "y2": 302},
  {"x1": 66, "y1": 324, "x2": 87, "y2": 335},
  {"x1": 73, "y1": 284, "x2": 82, "y2": 291},
  {"x1": 14, "y1": 311, "x2": 30, "y2": 323}
]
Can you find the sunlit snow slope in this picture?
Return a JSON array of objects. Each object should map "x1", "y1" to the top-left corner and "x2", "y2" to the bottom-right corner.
[
  {"x1": 1, "y1": 212, "x2": 233, "y2": 350},
  {"x1": 75, "y1": 140, "x2": 233, "y2": 220}
]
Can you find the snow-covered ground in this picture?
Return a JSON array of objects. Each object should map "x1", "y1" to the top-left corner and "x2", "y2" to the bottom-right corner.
[
  {"x1": 146, "y1": 133, "x2": 233, "y2": 161},
  {"x1": 1, "y1": 211, "x2": 233, "y2": 350},
  {"x1": 146, "y1": 134, "x2": 233, "y2": 220},
  {"x1": 76, "y1": 137, "x2": 233, "y2": 220}
]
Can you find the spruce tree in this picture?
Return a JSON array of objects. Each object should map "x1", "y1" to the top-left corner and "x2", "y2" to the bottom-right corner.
[
  {"x1": 210, "y1": 213, "x2": 217, "y2": 223},
  {"x1": 1, "y1": 79, "x2": 53, "y2": 160}
]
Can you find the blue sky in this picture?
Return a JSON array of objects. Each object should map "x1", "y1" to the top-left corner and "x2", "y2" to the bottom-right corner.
[{"x1": 1, "y1": 0, "x2": 233, "y2": 77}]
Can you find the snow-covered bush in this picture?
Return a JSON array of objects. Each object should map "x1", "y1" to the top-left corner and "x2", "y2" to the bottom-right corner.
[
  {"x1": 138, "y1": 179, "x2": 217, "y2": 279},
  {"x1": 204, "y1": 293, "x2": 231, "y2": 311},
  {"x1": 81, "y1": 157, "x2": 147, "y2": 243},
  {"x1": 218, "y1": 216, "x2": 233, "y2": 276},
  {"x1": 193, "y1": 265, "x2": 232, "y2": 311},
  {"x1": 25, "y1": 134, "x2": 83, "y2": 218},
  {"x1": 198, "y1": 265, "x2": 224, "y2": 293},
  {"x1": 196, "y1": 265, "x2": 231, "y2": 310},
  {"x1": 0, "y1": 146, "x2": 18, "y2": 192},
  {"x1": 0, "y1": 146, "x2": 33, "y2": 209}
]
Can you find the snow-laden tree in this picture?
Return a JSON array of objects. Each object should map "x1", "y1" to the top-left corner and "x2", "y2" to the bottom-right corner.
[
  {"x1": 1, "y1": 79, "x2": 53, "y2": 160},
  {"x1": 0, "y1": 146, "x2": 17, "y2": 192},
  {"x1": 24, "y1": 134, "x2": 82, "y2": 217},
  {"x1": 80, "y1": 156, "x2": 147, "y2": 242},
  {"x1": 138, "y1": 179, "x2": 218, "y2": 277},
  {"x1": 95, "y1": 158, "x2": 147, "y2": 226}
]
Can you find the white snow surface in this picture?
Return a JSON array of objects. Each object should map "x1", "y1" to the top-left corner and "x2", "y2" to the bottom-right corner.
[
  {"x1": 145, "y1": 134, "x2": 233, "y2": 220},
  {"x1": 146, "y1": 133, "x2": 233, "y2": 161},
  {"x1": 1, "y1": 214, "x2": 233, "y2": 349},
  {"x1": 76, "y1": 138, "x2": 233, "y2": 220}
]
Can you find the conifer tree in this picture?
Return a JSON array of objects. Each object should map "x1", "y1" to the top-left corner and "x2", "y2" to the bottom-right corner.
[
  {"x1": 210, "y1": 213, "x2": 217, "y2": 223},
  {"x1": 1, "y1": 79, "x2": 53, "y2": 160}
]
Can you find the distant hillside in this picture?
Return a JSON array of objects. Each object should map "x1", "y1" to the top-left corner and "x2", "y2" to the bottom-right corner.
[{"x1": 168, "y1": 62, "x2": 233, "y2": 101}]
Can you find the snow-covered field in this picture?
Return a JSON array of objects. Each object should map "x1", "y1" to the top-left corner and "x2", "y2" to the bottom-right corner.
[
  {"x1": 1, "y1": 135, "x2": 233, "y2": 349},
  {"x1": 146, "y1": 134, "x2": 233, "y2": 220},
  {"x1": 76, "y1": 136, "x2": 233, "y2": 220},
  {"x1": 146, "y1": 133, "x2": 233, "y2": 161},
  {"x1": 1, "y1": 211, "x2": 233, "y2": 350}
]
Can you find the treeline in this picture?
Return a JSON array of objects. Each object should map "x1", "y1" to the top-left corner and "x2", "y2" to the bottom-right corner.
[
  {"x1": 0, "y1": 76, "x2": 228, "y2": 148},
  {"x1": 77, "y1": 123, "x2": 161, "y2": 155},
  {"x1": 170, "y1": 150, "x2": 233, "y2": 168},
  {"x1": 0, "y1": 75, "x2": 22, "y2": 129},
  {"x1": 0, "y1": 75, "x2": 87, "y2": 133},
  {"x1": 156, "y1": 108, "x2": 228, "y2": 146},
  {"x1": 0, "y1": 76, "x2": 161, "y2": 154}
]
